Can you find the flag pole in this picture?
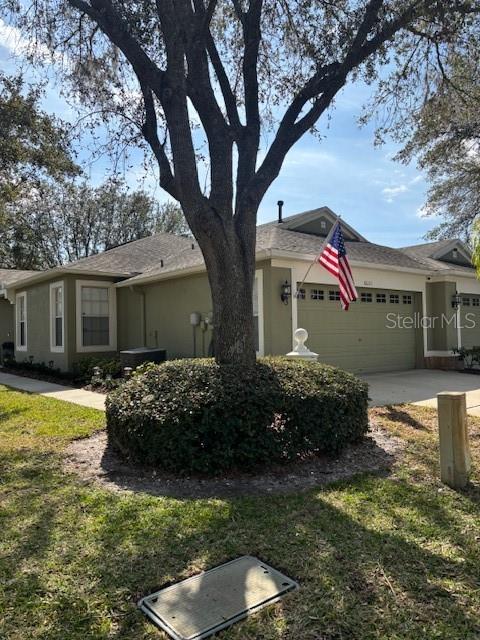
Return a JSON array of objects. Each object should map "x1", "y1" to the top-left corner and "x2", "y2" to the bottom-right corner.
[{"x1": 294, "y1": 215, "x2": 341, "y2": 298}]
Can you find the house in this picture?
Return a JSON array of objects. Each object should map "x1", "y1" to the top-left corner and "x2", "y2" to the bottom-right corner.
[
  {"x1": 0, "y1": 269, "x2": 39, "y2": 362},
  {"x1": 2, "y1": 207, "x2": 480, "y2": 374}
]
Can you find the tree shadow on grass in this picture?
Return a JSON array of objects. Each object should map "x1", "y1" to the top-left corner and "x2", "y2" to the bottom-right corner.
[
  {"x1": 2, "y1": 448, "x2": 480, "y2": 640},
  {"x1": 377, "y1": 405, "x2": 429, "y2": 431},
  {"x1": 97, "y1": 478, "x2": 480, "y2": 640}
]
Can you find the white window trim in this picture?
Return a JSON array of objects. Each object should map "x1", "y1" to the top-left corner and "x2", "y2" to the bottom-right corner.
[
  {"x1": 75, "y1": 280, "x2": 117, "y2": 353},
  {"x1": 255, "y1": 269, "x2": 265, "y2": 357},
  {"x1": 50, "y1": 281, "x2": 65, "y2": 353},
  {"x1": 15, "y1": 291, "x2": 27, "y2": 352}
]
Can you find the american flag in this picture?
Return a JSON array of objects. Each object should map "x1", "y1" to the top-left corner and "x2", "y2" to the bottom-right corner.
[{"x1": 317, "y1": 223, "x2": 358, "y2": 310}]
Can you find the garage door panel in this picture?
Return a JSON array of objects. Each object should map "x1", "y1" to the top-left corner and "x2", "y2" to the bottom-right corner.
[
  {"x1": 460, "y1": 296, "x2": 480, "y2": 348},
  {"x1": 298, "y1": 286, "x2": 418, "y2": 374}
]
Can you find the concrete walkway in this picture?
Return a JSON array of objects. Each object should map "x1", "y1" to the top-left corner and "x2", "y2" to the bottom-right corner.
[
  {"x1": 363, "y1": 369, "x2": 480, "y2": 416},
  {"x1": 0, "y1": 371, "x2": 106, "y2": 411}
]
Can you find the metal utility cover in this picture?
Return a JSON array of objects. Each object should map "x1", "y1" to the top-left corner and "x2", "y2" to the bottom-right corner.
[{"x1": 138, "y1": 555, "x2": 298, "y2": 640}]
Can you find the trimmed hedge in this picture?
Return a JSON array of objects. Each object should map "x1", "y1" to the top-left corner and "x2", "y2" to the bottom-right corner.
[{"x1": 106, "y1": 357, "x2": 369, "y2": 475}]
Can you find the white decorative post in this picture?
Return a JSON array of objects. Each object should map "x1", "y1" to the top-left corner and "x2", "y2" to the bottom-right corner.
[{"x1": 286, "y1": 328, "x2": 318, "y2": 361}]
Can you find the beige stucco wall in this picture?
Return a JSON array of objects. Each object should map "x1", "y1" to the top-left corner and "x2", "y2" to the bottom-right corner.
[
  {"x1": 425, "y1": 281, "x2": 458, "y2": 352},
  {"x1": 12, "y1": 274, "x2": 120, "y2": 371},
  {"x1": 64, "y1": 275, "x2": 120, "y2": 369},
  {"x1": 13, "y1": 279, "x2": 69, "y2": 370},
  {"x1": 139, "y1": 272, "x2": 213, "y2": 359},
  {"x1": 117, "y1": 286, "x2": 145, "y2": 351},
  {"x1": 261, "y1": 262, "x2": 292, "y2": 355}
]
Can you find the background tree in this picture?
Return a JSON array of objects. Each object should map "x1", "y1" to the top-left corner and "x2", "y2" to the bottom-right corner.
[
  {"x1": 0, "y1": 179, "x2": 187, "y2": 269},
  {"x1": 0, "y1": 73, "x2": 79, "y2": 207},
  {"x1": 3, "y1": 1, "x2": 479, "y2": 364},
  {"x1": 372, "y1": 48, "x2": 480, "y2": 242}
]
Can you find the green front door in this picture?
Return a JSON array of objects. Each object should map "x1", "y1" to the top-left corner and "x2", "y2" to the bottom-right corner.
[{"x1": 297, "y1": 285, "x2": 422, "y2": 374}]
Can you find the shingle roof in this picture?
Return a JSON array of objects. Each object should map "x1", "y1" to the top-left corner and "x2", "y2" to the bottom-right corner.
[
  {"x1": 0, "y1": 269, "x2": 39, "y2": 288},
  {"x1": 259, "y1": 206, "x2": 367, "y2": 241},
  {"x1": 6, "y1": 217, "x2": 477, "y2": 292},
  {"x1": 123, "y1": 224, "x2": 429, "y2": 285},
  {"x1": 258, "y1": 226, "x2": 426, "y2": 269},
  {"x1": 3, "y1": 233, "x2": 195, "y2": 289},
  {"x1": 400, "y1": 239, "x2": 475, "y2": 273},
  {"x1": 61, "y1": 233, "x2": 193, "y2": 276}
]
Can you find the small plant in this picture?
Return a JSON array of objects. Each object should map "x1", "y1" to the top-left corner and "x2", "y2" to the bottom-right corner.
[
  {"x1": 72, "y1": 356, "x2": 122, "y2": 385},
  {"x1": 452, "y1": 346, "x2": 480, "y2": 369}
]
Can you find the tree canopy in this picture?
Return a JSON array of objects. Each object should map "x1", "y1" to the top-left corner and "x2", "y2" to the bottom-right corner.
[
  {"x1": 0, "y1": 179, "x2": 188, "y2": 269},
  {"x1": 369, "y1": 44, "x2": 480, "y2": 242},
  {"x1": 3, "y1": 1, "x2": 480, "y2": 363},
  {"x1": 0, "y1": 73, "x2": 79, "y2": 205}
]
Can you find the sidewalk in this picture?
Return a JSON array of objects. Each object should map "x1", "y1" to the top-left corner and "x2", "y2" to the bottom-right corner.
[{"x1": 0, "y1": 371, "x2": 106, "y2": 411}]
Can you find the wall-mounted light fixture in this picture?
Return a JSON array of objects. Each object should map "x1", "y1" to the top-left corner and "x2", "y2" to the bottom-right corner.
[
  {"x1": 451, "y1": 292, "x2": 462, "y2": 309},
  {"x1": 281, "y1": 280, "x2": 292, "y2": 305}
]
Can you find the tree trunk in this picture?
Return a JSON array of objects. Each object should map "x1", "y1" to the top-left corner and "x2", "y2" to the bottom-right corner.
[{"x1": 198, "y1": 214, "x2": 257, "y2": 367}]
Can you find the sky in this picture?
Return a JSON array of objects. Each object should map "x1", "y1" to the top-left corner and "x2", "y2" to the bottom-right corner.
[{"x1": 0, "y1": 17, "x2": 438, "y2": 248}]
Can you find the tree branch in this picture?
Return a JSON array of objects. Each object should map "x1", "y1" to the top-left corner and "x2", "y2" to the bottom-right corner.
[
  {"x1": 140, "y1": 85, "x2": 179, "y2": 200},
  {"x1": 249, "y1": 0, "x2": 434, "y2": 207}
]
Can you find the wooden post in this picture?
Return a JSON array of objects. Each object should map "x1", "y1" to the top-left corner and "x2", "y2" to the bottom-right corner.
[{"x1": 437, "y1": 392, "x2": 472, "y2": 488}]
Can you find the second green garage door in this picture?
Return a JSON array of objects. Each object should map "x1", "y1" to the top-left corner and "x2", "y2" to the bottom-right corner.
[{"x1": 297, "y1": 285, "x2": 423, "y2": 374}]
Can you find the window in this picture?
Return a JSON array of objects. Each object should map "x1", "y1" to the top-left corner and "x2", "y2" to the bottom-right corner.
[
  {"x1": 389, "y1": 294, "x2": 400, "y2": 304},
  {"x1": 329, "y1": 290, "x2": 340, "y2": 301},
  {"x1": 310, "y1": 289, "x2": 324, "y2": 300},
  {"x1": 462, "y1": 297, "x2": 471, "y2": 306},
  {"x1": 253, "y1": 270, "x2": 264, "y2": 356},
  {"x1": 403, "y1": 295, "x2": 412, "y2": 305},
  {"x1": 50, "y1": 282, "x2": 64, "y2": 352},
  {"x1": 360, "y1": 292, "x2": 372, "y2": 303},
  {"x1": 473, "y1": 298, "x2": 480, "y2": 307},
  {"x1": 16, "y1": 292, "x2": 27, "y2": 351},
  {"x1": 376, "y1": 293, "x2": 386, "y2": 304},
  {"x1": 76, "y1": 281, "x2": 117, "y2": 352},
  {"x1": 297, "y1": 288, "x2": 306, "y2": 300}
]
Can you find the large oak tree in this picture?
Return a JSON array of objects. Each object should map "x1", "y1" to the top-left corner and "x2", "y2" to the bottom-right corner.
[{"x1": 3, "y1": 1, "x2": 479, "y2": 364}]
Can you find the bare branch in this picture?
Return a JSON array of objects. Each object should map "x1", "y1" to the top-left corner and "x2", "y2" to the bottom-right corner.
[{"x1": 140, "y1": 85, "x2": 179, "y2": 200}]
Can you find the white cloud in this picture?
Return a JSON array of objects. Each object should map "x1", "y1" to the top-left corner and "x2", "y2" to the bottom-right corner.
[
  {"x1": 382, "y1": 184, "x2": 408, "y2": 202},
  {"x1": 410, "y1": 174, "x2": 424, "y2": 185},
  {"x1": 282, "y1": 148, "x2": 337, "y2": 168},
  {"x1": 0, "y1": 18, "x2": 53, "y2": 61}
]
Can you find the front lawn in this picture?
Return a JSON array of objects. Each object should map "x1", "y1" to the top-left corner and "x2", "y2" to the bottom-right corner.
[{"x1": 1, "y1": 385, "x2": 479, "y2": 639}]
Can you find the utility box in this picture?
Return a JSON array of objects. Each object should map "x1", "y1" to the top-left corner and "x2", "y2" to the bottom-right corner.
[{"x1": 120, "y1": 347, "x2": 166, "y2": 369}]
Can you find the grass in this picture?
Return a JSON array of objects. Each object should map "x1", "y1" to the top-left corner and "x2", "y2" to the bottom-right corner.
[{"x1": 1, "y1": 385, "x2": 480, "y2": 640}]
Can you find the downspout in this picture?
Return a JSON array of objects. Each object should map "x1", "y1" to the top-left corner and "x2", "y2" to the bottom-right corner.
[{"x1": 130, "y1": 285, "x2": 147, "y2": 347}]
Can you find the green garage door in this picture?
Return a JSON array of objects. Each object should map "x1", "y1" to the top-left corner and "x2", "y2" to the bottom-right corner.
[
  {"x1": 297, "y1": 285, "x2": 422, "y2": 374},
  {"x1": 460, "y1": 295, "x2": 480, "y2": 349}
]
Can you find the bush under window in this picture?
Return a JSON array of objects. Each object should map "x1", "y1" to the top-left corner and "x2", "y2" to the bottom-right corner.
[{"x1": 106, "y1": 358, "x2": 369, "y2": 475}]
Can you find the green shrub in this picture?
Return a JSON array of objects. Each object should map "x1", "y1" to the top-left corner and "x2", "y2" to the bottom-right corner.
[
  {"x1": 106, "y1": 357, "x2": 369, "y2": 475},
  {"x1": 72, "y1": 356, "x2": 122, "y2": 384},
  {"x1": 4, "y1": 357, "x2": 64, "y2": 378}
]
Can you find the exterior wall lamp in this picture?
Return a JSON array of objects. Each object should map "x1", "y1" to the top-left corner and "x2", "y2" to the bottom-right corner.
[
  {"x1": 281, "y1": 281, "x2": 292, "y2": 305},
  {"x1": 451, "y1": 292, "x2": 462, "y2": 309}
]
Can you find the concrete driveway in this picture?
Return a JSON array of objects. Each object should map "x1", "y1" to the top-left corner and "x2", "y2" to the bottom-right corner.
[{"x1": 362, "y1": 369, "x2": 480, "y2": 416}]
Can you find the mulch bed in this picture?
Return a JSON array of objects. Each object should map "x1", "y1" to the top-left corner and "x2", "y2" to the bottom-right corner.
[{"x1": 63, "y1": 425, "x2": 405, "y2": 499}]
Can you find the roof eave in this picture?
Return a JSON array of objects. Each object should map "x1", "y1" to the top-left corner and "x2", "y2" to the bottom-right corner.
[
  {"x1": 6, "y1": 267, "x2": 133, "y2": 292},
  {"x1": 116, "y1": 247, "x2": 439, "y2": 287}
]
